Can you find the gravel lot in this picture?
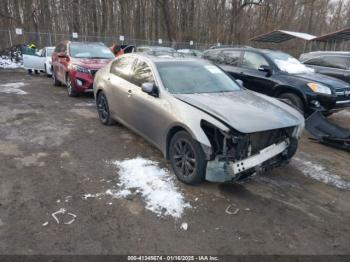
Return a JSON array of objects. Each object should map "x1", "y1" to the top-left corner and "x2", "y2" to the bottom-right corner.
[{"x1": 0, "y1": 69, "x2": 350, "y2": 255}]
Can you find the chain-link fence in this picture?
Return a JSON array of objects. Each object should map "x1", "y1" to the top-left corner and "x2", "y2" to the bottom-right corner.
[{"x1": 0, "y1": 28, "x2": 214, "y2": 51}]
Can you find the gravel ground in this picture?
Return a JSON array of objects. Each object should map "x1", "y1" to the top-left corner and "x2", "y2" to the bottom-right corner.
[{"x1": 0, "y1": 69, "x2": 349, "y2": 255}]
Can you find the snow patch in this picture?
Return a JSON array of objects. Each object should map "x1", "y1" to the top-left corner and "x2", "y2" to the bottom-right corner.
[
  {"x1": 293, "y1": 157, "x2": 350, "y2": 190},
  {"x1": 0, "y1": 56, "x2": 23, "y2": 69},
  {"x1": 0, "y1": 82, "x2": 28, "y2": 95},
  {"x1": 111, "y1": 158, "x2": 191, "y2": 218}
]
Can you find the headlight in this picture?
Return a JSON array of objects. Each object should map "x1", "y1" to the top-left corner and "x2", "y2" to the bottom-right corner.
[
  {"x1": 70, "y1": 64, "x2": 90, "y2": 74},
  {"x1": 307, "y1": 83, "x2": 332, "y2": 95},
  {"x1": 292, "y1": 123, "x2": 304, "y2": 139}
]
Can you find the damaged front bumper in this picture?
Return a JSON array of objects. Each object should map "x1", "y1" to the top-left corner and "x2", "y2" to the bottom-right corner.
[{"x1": 206, "y1": 139, "x2": 290, "y2": 182}]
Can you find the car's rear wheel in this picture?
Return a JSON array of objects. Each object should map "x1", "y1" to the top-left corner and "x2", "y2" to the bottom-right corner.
[
  {"x1": 279, "y1": 93, "x2": 304, "y2": 113},
  {"x1": 66, "y1": 75, "x2": 79, "y2": 97},
  {"x1": 169, "y1": 131, "x2": 207, "y2": 185},
  {"x1": 97, "y1": 91, "x2": 114, "y2": 125},
  {"x1": 52, "y1": 69, "x2": 61, "y2": 86}
]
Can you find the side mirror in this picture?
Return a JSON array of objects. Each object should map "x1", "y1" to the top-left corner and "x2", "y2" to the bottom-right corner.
[
  {"x1": 258, "y1": 65, "x2": 272, "y2": 76},
  {"x1": 236, "y1": 79, "x2": 244, "y2": 87},
  {"x1": 141, "y1": 82, "x2": 159, "y2": 97}
]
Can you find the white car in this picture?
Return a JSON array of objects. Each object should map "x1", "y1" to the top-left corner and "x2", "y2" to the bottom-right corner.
[{"x1": 23, "y1": 46, "x2": 55, "y2": 76}]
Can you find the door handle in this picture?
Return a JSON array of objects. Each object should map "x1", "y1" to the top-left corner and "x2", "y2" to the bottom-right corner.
[{"x1": 127, "y1": 89, "x2": 132, "y2": 97}]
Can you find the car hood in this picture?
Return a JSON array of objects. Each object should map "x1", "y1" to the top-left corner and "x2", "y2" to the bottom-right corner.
[
  {"x1": 287, "y1": 72, "x2": 349, "y2": 90},
  {"x1": 71, "y1": 58, "x2": 112, "y2": 69},
  {"x1": 174, "y1": 90, "x2": 304, "y2": 133}
]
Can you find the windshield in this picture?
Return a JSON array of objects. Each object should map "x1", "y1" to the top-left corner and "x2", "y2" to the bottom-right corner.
[
  {"x1": 156, "y1": 61, "x2": 241, "y2": 94},
  {"x1": 69, "y1": 43, "x2": 115, "y2": 59},
  {"x1": 267, "y1": 52, "x2": 314, "y2": 74},
  {"x1": 46, "y1": 48, "x2": 54, "y2": 56}
]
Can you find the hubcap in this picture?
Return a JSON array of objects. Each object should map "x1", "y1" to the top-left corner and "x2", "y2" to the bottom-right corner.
[
  {"x1": 97, "y1": 95, "x2": 108, "y2": 121},
  {"x1": 172, "y1": 139, "x2": 196, "y2": 177}
]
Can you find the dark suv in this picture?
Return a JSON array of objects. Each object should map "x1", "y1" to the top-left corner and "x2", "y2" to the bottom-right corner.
[
  {"x1": 300, "y1": 51, "x2": 350, "y2": 84},
  {"x1": 203, "y1": 48, "x2": 350, "y2": 115}
]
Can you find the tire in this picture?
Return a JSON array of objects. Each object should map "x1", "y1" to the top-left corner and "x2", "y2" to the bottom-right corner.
[
  {"x1": 278, "y1": 93, "x2": 304, "y2": 113},
  {"x1": 169, "y1": 131, "x2": 207, "y2": 185},
  {"x1": 66, "y1": 75, "x2": 79, "y2": 97},
  {"x1": 44, "y1": 65, "x2": 51, "y2": 78},
  {"x1": 52, "y1": 69, "x2": 61, "y2": 86},
  {"x1": 96, "y1": 91, "x2": 115, "y2": 125}
]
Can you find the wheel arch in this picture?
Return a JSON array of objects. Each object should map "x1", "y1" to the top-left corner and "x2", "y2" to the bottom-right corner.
[
  {"x1": 165, "y1": 122, "x2": 214, "y2": 160},
  {"x1": 274, "y1": 85, "x2": 307, "y2": 105}
]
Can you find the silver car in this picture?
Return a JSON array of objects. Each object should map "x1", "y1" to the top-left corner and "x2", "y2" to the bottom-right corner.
[{"x1": 93, "y1": 54, "x2": 304, "y2": 185}]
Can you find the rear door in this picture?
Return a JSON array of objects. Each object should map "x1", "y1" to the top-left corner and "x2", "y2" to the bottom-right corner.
[
  {"x1": 239, "y1": 51, "x2": 276, "y2": 95},
  {"x1": 125, "y1": 59, "x2": 166, "y2": 147},
  {"x1": 57, "y1": 43, "x2": 69, "y2": 83},
  {"x1": 304, "y1": 55, "x2": 350, "y2": 84},
  {"x1": 217, "y1": 50, "x2": 243, "y2": 80}
]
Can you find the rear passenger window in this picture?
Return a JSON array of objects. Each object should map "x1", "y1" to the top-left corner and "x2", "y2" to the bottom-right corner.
[
  {"x1": 305, "y1": 56, "x2": 349, "y2": 69},
  {"x1": 130, "y1": 60, "x2": 155, "y2": 87},
  {"x1": 221, "y1": 51, "x2": 241, "y2": 66},
  {"x1": 110, "y1": 57, "x2": 135, "y2": 80},
  {"x1": 242, "y1": 52, "x2": 269, "y2": 70},
  {"x1": 203, "y1": 50, "x2": 221, "y2": 63}
]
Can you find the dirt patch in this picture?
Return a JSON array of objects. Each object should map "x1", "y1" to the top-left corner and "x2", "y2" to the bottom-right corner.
[
  {"x1": 0, "y1": 140, "x2": 23, "y2": 156},
  {"x1": 14, "y1": 152, "x2": 48, "y2": 167},
  {"x1": 69, "y1": 108, "x2": 97, "y2": 119}
]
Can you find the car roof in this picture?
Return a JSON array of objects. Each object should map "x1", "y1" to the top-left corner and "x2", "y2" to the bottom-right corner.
[
  {"x1": 123, "y1": 53, "x2": 209, "y2": 63},
  {"x1": 137, "y1": 46, "x2": 175, "y2": 50},
  {"x1": 302, "y1": 51, "x2": 350, "y2": 56},
  {"x1": 204, "y1": 47, "x2": 283, "y2": 54}
]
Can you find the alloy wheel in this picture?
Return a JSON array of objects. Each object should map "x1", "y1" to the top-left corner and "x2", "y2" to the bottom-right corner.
[
  {"x1": 172, "y1": 138, "x2": 196, "y2": 177},
  {"x1": 97, "y1": 94, "x2": 109, "y2": 122}
]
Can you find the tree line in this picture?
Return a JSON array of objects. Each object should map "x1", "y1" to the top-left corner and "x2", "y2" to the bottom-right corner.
[{"x1": 1, "y1": 0, "x2": 350, "y2": 45}]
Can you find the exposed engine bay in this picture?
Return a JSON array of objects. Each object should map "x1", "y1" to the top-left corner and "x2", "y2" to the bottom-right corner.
[{"x1": 201, "y1": 120, "x2": 299, "y2": 182}]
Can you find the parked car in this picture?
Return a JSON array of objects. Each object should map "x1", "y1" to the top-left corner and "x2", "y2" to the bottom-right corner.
[
  {"x1": 177, "y1": 49, "x2": 203, "y2": 57},
  {"x1": 52, "y1": 41, "x2": 115, "y2": 97},
  {"x1": 300, "y1": 51, "x2": 350, "y2": 84},
  {"x1": 23, "y1": 46, "x2": 55, "y2": 76},
  {"x1": 93, "y1": 54, "x2": 304, "y2": 185},
  {"x1": 134, "y1": 46, "x2": 176, "y2": 53},
  {"x1": 203, "y1": 48, "x2": 350, "y2": 115}
]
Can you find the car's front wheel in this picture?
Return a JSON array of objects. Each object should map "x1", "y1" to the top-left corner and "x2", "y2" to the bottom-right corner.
[
  {"x1": 169, "y1": 131, "x2": 207, "y2": 185},
  {"x1": 96, "y1": 91, "x2": 114, "y2": 125},
  {"x1": 66, "y1": 75, "x2": 79, "y2": 97},
  {"x1": 279, "y1": 93, "x2": 304, "y2": 113}
]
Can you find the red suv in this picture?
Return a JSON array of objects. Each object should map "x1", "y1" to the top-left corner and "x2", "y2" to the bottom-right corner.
[{"x1": 51, "y1": 41, "x2": 115, "y2": 96}]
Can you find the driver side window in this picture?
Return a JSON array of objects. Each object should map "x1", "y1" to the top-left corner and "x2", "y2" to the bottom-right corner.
[
  {"x1": 130, "y1": 60, "x2": 155, "y2": 87},
  {"x1": 242, "y1": 52, "x2": 269, "y2": 70}
]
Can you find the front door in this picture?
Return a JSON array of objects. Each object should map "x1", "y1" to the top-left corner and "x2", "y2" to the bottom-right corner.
[
  {"x1": 124, "y1": 59, "x2": 168, "y2": 148},
  {"x1": 107, "y1": 56, "x2": 136, "y2": 123}
]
